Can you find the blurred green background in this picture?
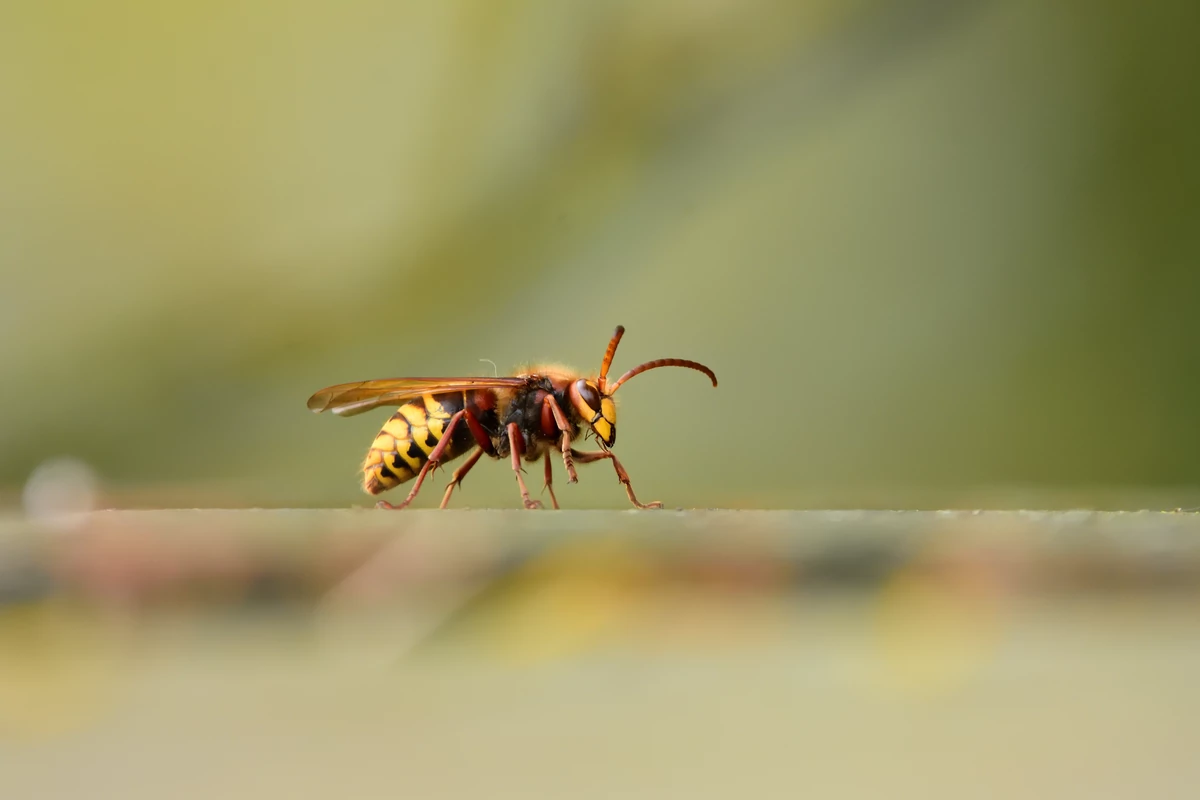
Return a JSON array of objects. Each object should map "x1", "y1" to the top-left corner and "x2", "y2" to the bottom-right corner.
[{"x1": 3, "y1": 0, "x2": 1199, "y2": 510}]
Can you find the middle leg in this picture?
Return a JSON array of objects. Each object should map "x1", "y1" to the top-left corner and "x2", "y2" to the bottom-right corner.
[
  {"x1": 440, "y1": 446, "x2": 485, "y2": 509},
  {"x1": 507, "y1": 422, "x2": 543, "y2": 510},
  {"x1": 542, "y1": 451, "x2": 560, "y2": 509}
]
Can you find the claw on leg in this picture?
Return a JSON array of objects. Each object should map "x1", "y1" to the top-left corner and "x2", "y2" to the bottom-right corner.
[
  {"x1": 440, "y1": 447, "x2": 485, "y2": 509},
  {"x1": 569, "y1": 447, "x2": 662, "y2": 510}
]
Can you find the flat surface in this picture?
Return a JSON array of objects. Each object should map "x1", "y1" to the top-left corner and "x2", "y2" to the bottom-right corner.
[
  {"x1": 2, "y1": 510, "x2": 1199, "y2": 799},
  {"x1": 6, "y1": 507, "x2": 1200, "y2": 560},
  {"x1": 5, "y1": 508, "x2": 1200, "y2": 596}
]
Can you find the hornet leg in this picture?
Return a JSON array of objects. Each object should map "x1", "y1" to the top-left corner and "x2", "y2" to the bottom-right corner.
[
  {"x1": 377, "y1": 411, "x2": 464, "y2": 510},
  {"x1": 508, "y1": 422, "x2": 543, "y2": 509},
  {"x1": 570, "y1": 448, "x2": 663, "y2": 510},
  {"x1": 542, "y1": 395, "x2": 579, "y2": 483},
  {"x1": 440, "y1": 446, "x2": 485, "y2": 509},
  {"x1": 542, "y1": 451, "x2": 560, "y2": 510}
]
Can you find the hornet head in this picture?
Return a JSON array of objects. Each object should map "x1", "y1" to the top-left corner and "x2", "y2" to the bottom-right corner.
[{"x1": 567, "y1": 325, "x2": 718, "y2": 448}]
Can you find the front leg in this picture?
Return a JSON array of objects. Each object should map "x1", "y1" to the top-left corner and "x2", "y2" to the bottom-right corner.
[
  {"x1": 508, "y1": 422, "x2": 543, "y2": 509},
  {"x1": 542, "y1": 395, "x2": 578, "y2": 483},
  {"x1": 570, "y1": 448, "x2": 663, "y2": 510}
]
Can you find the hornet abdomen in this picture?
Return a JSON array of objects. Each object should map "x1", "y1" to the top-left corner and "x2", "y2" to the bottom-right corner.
[{"x1": 362, "y1": 391, "x2": 498, "y2": 495}]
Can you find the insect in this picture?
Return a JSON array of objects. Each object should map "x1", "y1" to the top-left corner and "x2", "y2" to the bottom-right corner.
[{"x1": 306, "y1": 326, "x2": 717, "y2": 510}]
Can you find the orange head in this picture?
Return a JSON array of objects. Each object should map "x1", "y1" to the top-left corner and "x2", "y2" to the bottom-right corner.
[{"x1": 566, "y1": 325, "x2": 718, "y2": 448}]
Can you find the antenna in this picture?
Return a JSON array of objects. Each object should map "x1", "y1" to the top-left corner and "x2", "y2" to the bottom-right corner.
[
  {"x1": 608, "y1": 358, "x2": 718, "y2": 393},
  {"x1": 597, "y1": 325, "x2": 625, "y2": 394}
]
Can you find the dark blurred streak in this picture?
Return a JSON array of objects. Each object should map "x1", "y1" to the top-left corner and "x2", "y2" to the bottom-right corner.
[
  {"x1": 3, "y1": 510, "x2": 1199, "y2": 621},
  {"x1": 0, "y1": 553, "x2": 54, "y2": 605},
  {"x1": 793, "y1": 538, "x2": 914, "y2": 589}
]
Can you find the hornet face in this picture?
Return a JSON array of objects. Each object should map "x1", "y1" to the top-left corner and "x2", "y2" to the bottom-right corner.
[{"x1": 569, "y1": 378, "x2": 617, "y2": 447}]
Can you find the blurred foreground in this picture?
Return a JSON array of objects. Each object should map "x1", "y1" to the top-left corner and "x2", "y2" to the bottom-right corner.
[{"x1": 2, "y1": 509, "x2": 1198, "y2": 798}]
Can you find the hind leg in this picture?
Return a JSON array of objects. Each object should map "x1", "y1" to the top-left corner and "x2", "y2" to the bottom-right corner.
[{"x1": 376, "y1": 411, "x2": 464, "y2": 510}]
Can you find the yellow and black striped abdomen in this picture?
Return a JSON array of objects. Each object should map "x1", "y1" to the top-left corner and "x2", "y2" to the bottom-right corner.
[{"x1": 362, "y1": 392, "x2": 473, "y2": 495}]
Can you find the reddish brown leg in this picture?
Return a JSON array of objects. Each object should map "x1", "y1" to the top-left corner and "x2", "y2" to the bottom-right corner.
[
  {"x1": 376, "y1": 411, "x2": 464, "y2": 510},
  {"x1": 463, "y1": 407, "x2": 497, "y2": 455},
  {"x1": 508, "y1": 422, "x2": 542, "y2": 509},
  {"x1": 542, "y1": 451, "x2": 560, "y2": 509},
  {"x1": 542, "y1": 395, "x2": 579, "y2": 483},
  {"x1": 570, "y1": 448, "x2": 663, "y2": 509},
  {"x1": 440, "y1": 447, "x2": 485, "y2": 509}
]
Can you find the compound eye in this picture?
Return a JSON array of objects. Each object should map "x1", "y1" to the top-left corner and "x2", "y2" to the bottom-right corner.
[{"x1": 575, "y1": 379, "x2": 600, "y2": 412}]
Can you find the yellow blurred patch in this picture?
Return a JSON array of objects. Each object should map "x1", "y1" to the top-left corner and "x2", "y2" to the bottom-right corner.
[
  {"x1": 0, "y1": 599, "x2": 123, "y2": 739},
  {"x1": 870, "y1": 567, "x2": 1004, "y2": 697},
  {"x1": 474, "y1": 540, "x2": 654, "y2": 665}
]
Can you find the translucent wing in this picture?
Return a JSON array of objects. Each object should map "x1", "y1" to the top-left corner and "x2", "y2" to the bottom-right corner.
[{"x1": 307, "y1": 377, "x2": 527, "y2": 417}]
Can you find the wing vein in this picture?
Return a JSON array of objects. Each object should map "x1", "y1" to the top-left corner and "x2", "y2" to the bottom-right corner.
[{"x1": 307, "y1": 376, "x2": 526, "y2": 417}]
